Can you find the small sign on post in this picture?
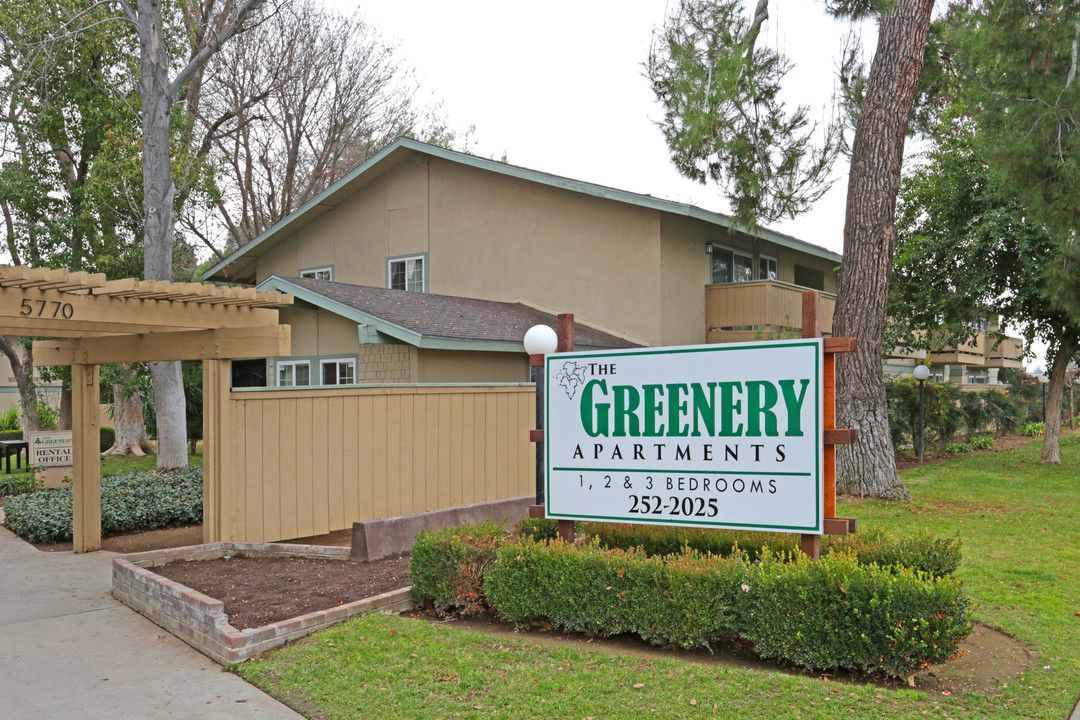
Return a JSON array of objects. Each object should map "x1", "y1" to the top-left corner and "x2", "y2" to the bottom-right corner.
[{"x1": 29, "y1": 430, "x2": 74, "y2": 467}]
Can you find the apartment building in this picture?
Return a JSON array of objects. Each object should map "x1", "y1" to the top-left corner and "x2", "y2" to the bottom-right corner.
[{"x1": 203, "y1": 137, "x2": 842, "y2": 387}]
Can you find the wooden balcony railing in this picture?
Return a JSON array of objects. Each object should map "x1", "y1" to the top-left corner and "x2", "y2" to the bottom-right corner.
[{"x1": 705, "y1": 280, "x2": 835, "y2": 343}]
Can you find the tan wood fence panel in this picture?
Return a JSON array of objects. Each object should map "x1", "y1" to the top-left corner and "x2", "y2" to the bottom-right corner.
[{"x1": 220, "y1": 385, "x2": 534, "y2": 543}]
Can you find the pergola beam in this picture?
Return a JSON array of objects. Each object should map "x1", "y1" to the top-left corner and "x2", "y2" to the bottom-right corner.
[
  {"x1": 34, "y1": 325, "x2": 291, "y2": 366},
  {"x1": 0, "y1": 286, "x2": 281, "y2": 334}
]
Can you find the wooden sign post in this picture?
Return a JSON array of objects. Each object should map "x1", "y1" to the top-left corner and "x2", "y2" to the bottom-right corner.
[{"x1": 801, "y1": 290, "x2": 858, "y2": 559}]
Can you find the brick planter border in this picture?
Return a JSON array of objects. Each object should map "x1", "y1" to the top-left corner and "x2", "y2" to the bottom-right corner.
[{"x1": 112, "y1": 542, "x2": 413, "y2": 665}]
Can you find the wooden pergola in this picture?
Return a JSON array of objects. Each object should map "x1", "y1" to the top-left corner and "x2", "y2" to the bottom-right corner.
[{"x1": 0, "y1": 265, "x2": 292, "y2": 552}]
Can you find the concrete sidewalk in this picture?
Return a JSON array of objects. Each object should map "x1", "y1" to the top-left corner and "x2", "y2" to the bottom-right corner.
[{"x1": 0, "y1": 517, "x2": 304, "y2": 719}]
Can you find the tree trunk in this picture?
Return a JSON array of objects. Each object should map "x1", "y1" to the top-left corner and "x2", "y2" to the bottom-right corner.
[
  {"x1": 138, "y1": 0, "x2": 188, "y2": 469},
  {"x1": 0, "y1": 335, "x2": 38, "y2": 438},
  {"x1": 833, "y1": 0, "x2": 934, "y2": 500},
  {"x1": 105, "y1": 382, "x2": 153, "y2": 456},
  {"x1": 1040, "y1": 340, "x2": 1075, "y2": 464}
]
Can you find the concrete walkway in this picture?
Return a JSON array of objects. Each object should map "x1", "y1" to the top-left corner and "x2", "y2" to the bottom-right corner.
[{"x1": 0, "y1": 517, "x2": 304, "y2": 719}]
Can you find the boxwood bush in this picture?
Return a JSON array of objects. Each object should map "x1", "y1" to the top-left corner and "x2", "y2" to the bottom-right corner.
[
  {"x1": 409, "y1": 521, "x2": 510, "y2": 615},
  {"x1": 3, "y1": 467, "x2": 203, "y2": 544},
  {"x1": 518, "y1": 519, "x2": 961, "y2": 578},
  {"x1": 480, "y1": 539, "x2": 970, "y2": 681}
]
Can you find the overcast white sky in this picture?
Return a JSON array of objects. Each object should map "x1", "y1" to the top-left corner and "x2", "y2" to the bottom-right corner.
[{"x1": 334, "y1": 0, "x2": 866, "y2": 256}]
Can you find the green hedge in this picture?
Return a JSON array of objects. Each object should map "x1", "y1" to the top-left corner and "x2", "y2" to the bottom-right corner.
[
  {"x1": 409, "y1": 521, "x2": 510, "y2": 615},
  {"x1": 3, "y1": 467, "x2": 203, "y2": 543},
  {"x1": 0, "y1": 429, "x2": 22, "y2": 442},
  {"x1": 481, "y1": 539, "x2": 970, "y2": 680},
  {"x1": 100, "y1": 426, "x2": 115, "y2": 453},
  {"x1": 517, "y1": 519, "x2": 961, "y2": 578}
]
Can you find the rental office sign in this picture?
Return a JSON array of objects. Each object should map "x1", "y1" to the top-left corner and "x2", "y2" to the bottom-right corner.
[{"x1": 545, "y1": 339, "x2": 824, "y2": 534}]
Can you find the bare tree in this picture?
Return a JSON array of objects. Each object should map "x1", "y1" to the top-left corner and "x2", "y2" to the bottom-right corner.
[
  {"x1": 191, "y1": 0, "x2": 417, "y2": 251},
  {"x1": 113, "y1": 0, "x2": 269, "y2": 469}
]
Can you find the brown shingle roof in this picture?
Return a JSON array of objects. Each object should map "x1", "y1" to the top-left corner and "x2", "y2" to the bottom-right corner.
[{"x1": 280, "y1": 276, "x2": 640, "y2": 349}]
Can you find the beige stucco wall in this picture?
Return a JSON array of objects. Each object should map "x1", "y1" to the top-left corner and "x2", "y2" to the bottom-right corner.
[
  {"x1": 426, "y1": 158, "x2": 663, "y2": 345},
  {"x1": 659, "y1": 215, "x2": 710, "y2": 346},
  {"x1": 417, "y1": 349, "x2": 528, "y2": 384},
  {"x1": 277, "y1": 306, "x2": 359, "y2": 358}
]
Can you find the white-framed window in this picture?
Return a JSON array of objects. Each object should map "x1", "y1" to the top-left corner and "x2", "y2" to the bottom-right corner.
[
  {"x1": 758, "y1": 255, "x2": 778, "y2": 281},
  {"x1": 388, "y1": 255, "x2": 425, "y2": 292},
  {"x1": 300, "y1": 267, "x2": 333, "y2": 281},
  {"x1": 277, "y1": 360, "x2": 311, "y2": 387},
  {"x1": 711, "y1": 246, "x2": 754, "y2": 284},
  {"x1": 320, "y1": 358, "x2": 356, "y2": 386}
]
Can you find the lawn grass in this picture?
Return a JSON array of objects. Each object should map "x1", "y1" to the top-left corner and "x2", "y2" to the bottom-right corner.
[{"x1": 236, "y1": 436, "x2": 1080, "y2": 720}]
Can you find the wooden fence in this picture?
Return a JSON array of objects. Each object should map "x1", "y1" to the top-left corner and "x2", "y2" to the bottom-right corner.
[{"x1": 211, "y1": 384, "x2": 534, "y2": 543}]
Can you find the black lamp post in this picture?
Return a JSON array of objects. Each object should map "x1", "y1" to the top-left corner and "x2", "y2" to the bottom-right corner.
[
  {"x1": 914, "y1": 364, "x2": 930, "y2": 463},
  {"x1": 1041, "y1": 374, "x2": 1049, "y2": 425}
]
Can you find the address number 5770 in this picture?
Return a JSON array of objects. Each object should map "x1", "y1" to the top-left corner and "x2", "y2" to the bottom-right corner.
[{"x1": 19, "y1": 298, "x2": 74, "y2": 319}]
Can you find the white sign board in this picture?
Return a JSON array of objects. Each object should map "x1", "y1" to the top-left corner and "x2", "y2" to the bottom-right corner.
[
  {"x1": 29, "y1": 431, "x2": 74, "y2": 467},
  {"x1": 545, "y1": 339, "x2": 824, "y2": 534}
]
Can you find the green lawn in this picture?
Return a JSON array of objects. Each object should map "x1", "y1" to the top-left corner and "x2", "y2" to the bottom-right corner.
[{"x1": 236, "y1": 437, "x2": 1080, "y2": 720}]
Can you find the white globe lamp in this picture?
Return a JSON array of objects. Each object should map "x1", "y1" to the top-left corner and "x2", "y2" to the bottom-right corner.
[
  {"x1": 913, "y1": 365, "x2": 930, "y2": 381},
  {"x1": 523, "y1": 325, "x2": 558, "y2": 356}
]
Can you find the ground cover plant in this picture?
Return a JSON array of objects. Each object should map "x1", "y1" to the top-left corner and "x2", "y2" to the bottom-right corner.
[
  {"x1": 3, "y1": 465, "x2": 203, "y2": 543},
  {"x1": 236, "y1": 436, "x2": 1078, "y2": 719}
]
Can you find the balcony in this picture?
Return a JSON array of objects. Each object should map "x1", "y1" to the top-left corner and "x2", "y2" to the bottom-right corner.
[
  {"x1": 705, "y1": 280, "x2": 835, "y2": 344},
  {"x1": 930, "y1": 332, "x2": 1024, "y2": 369},
  {"x1": 930, "y1": 333, "x2": 985, "y2": 365},
  {"x1": 983, "y1": 335, "x2": 1024, "y2": 369}
]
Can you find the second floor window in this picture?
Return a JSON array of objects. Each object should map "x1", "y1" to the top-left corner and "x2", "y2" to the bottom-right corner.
[
  {"x1": 712, "y1": 247, "x2": 753, "y2": 284},
  {"x1": 389, "y1": 255, "x2": 425, "y2": 292},
  {"x1": 759, "y1": 256, "x2": 777, "y2": 281},
  {"x1": 300, "y1": 267, "x2": 333, "y2": 281}
]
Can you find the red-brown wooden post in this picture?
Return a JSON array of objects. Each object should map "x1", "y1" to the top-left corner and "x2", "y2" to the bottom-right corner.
[
  {"x1": 555, "y1": 313, "x2": 576, "y2": 543},
  {"x1": 802, "y1": 292, "x2": 860, "y2": 559},
  {"x1": 801, "y1": 292, "x2": 823, "y2": 560}
]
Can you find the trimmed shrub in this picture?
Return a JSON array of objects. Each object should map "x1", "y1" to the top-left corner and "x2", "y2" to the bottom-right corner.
[
  {"x1": 479, "y1": 539, "x2": 970, "y2": 680},
  {"x1": 740, "y1": 551, "x2": 970, "y2": 679},
  {"x1": 581, "y1": 523, "x2": 961, "y2": 578},
  {"x1": 409, "y1": 521, "x2": 510, "y2": 615},
  {"x1": 486, "y1": 540, "x2": 744, "y2": 649},
  {"x1": 0, "y1": 429, "x2": 22, "y2": 441},
  {"x1": 3, "y1": 467, "x2": 203, "y2": 544},
  {"x1": 515, "y1": 515, "x2": 558, "y2": 542},
  {"x1": 100, "y1": 426, "x2": 116, "y2": 453}
]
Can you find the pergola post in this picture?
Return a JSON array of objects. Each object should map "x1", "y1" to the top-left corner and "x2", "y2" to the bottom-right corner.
[
  {"x1": 71, "y1": 363, "x2": 101, "y2": 553},
  {"x1": 202, "y1": 359, "x2": 232, "y2": 543}
]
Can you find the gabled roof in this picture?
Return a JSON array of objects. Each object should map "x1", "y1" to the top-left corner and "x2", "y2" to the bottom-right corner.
[
  {"x1": 257, "y1": 275, "x2": 641, "y2": 353},
  {"x1": 204, "y1": 137, "x2": 842, "y2": 282}
]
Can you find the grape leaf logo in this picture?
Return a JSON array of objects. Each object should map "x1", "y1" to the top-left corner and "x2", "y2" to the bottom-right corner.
[{"x1": 556, "y1": 361, "x2": 588, "y2": 399}]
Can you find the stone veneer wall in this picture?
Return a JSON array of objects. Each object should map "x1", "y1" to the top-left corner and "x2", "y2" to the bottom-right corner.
[
  {"x1": 357, "y1": 344, "x2": 411, "y2": 382},
  {"x1": 112, "y1": 542, "x2": 413, "y2": 665}
]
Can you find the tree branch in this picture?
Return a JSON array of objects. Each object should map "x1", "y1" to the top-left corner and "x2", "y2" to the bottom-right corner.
[{"x1": 168, "y1": 0, "x2": 265, "y2": 99}]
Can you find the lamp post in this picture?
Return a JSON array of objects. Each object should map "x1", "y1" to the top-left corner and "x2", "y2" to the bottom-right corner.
[
  {"x1": 914, "y1": 364, "x2": 930, "y2": 463},
  {"x1": 524, "y1": 325, "x2": 558, "y2": 509},
  {"x1": 1041, "y1": 374, "x2": 1049, "y2": 425}
]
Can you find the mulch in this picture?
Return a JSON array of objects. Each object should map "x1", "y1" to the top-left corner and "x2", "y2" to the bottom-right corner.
[{"x1": 153, "y1": 553, "x2": 410, "y2": 630}]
